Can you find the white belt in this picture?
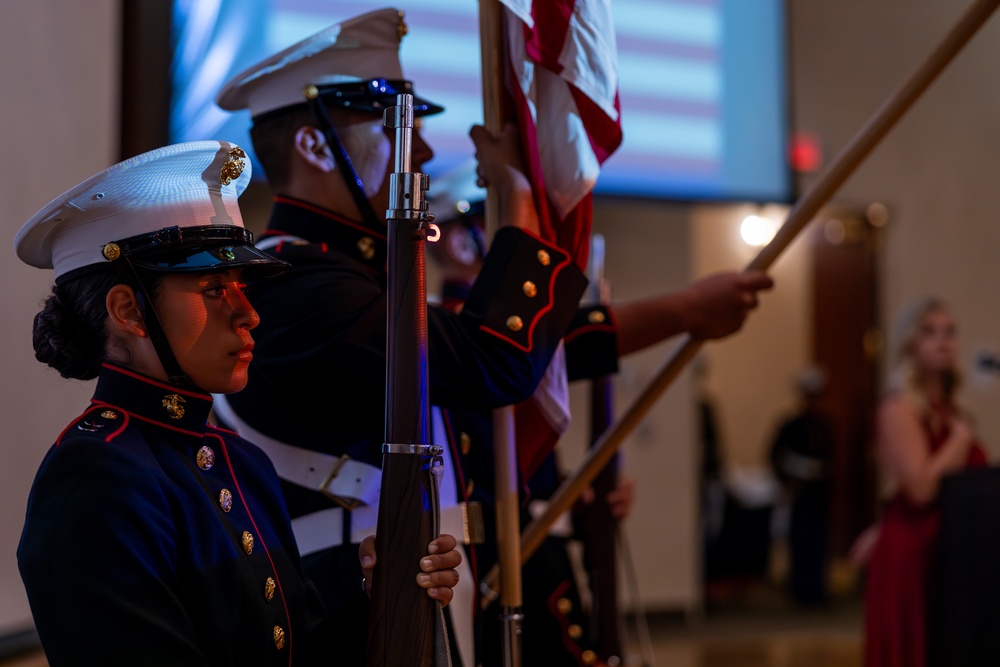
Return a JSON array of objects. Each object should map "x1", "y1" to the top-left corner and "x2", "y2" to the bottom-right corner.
[
  {"x1": 528, "y1": 499, "x2": 574, "y2": 538},
  {"x1": 212, "y1": 394, "x2": 382, "y2": 507}
]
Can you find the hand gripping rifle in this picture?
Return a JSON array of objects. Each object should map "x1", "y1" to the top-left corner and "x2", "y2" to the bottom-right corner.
[{"x1": 367, "y1": 93, "x2": 449, "y2": 667}]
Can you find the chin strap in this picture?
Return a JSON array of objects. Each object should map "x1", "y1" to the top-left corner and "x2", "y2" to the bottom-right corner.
[
  {"x1": 305, "y1": 93, "x2": 382, "y2": 231},
  {"x1": 124, "y1": 261, "x2": 195, "y2": 390}
]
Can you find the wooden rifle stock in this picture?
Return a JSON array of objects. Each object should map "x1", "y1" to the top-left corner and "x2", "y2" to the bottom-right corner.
[
  {"x1": 367, "y1": 94, "x2": 442, "y2": 667},
  {"x1": 479, "y1": 0, "x2": 1000, "y2": 597}
]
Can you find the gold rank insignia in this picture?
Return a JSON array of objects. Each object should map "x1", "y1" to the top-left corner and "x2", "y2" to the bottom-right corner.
[{"x1": 162, "y1": 394, "x2": 186, "y2": 420}]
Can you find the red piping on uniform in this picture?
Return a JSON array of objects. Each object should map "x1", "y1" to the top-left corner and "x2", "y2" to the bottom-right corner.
[
  {"x1": 56, "y1": 404, "x2": 130, "y2": 445},
  {"x1": 478, "y1": 251, "x2": 571, "y2": 353},
  {"x1": 214, "y1": 431, "x2": 294, "y2": 666},
  {"x1": 273, "y1": 196, "x2": 387, "y2": 240},
  {"x1": 95, "y1": 407, "x2": 208, "y2": 438},
  {"x1": 99, "y1": 364, "x2": 212, "y2": 400},
  {"x1": 547, "y1": 579, "x2": 585, "y2": 663},
  {"x1": 563, "y1": 309, "x2": 618, "y2": 343}
]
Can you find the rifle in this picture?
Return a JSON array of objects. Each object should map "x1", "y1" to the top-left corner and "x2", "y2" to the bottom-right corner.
[
  {"x1": 576, "y1": 234, "x2": 623, "y2": 663},
  {"x1": 367, "y1": 93, "x2": 446, "y2": 667}
]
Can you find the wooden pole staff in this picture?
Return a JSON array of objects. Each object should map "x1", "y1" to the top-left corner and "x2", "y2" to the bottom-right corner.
[
  {"x1": 480, "y1": 0, "x2": 1000, "y2": 597},
  {"x1": 478, "y1": 1, "x2": 524, "y2": 665}
]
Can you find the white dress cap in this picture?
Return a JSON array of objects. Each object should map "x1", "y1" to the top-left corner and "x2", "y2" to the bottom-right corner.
[
  {"x1": 216, "y1": 7, "x2": 415, "y2": 118},
  {"x1": 14, "y1": 140, "x2": 285, "y2": 282}
]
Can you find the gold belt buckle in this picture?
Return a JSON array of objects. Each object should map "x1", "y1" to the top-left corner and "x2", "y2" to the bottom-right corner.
[{"x1": 319, "y1": 454, "x2": 363, "y2": 511}]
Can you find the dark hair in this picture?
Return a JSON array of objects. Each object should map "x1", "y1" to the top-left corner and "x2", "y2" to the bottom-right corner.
[
  {"x1": 32, "y1": 265, "x2": 163, "y2": 380},
  {"x1": 249, "y1": 103, "x2": 363, "y2": 189},
  {"x1": 249, "y1": 105, "x2": 315, "y2": 188}
]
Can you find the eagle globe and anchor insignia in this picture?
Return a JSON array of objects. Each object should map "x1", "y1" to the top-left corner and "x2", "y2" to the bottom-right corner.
[
  {"x1": 162, "y1": 394, "x2": 186, "y2": 419},
  {"x1": 220, "y1": 147, "x2": 247, "y2": 186}
]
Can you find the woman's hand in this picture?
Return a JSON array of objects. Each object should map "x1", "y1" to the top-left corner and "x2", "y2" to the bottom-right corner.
[{"x1": 358, "y1": 533, "x2": 463, "y2": 606}]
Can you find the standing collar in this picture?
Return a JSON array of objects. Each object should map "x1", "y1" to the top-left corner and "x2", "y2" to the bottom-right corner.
[
  {"x1": 263, "y1": 196, "x2": 388, "y2": 271},
  {"x1": 92, "y1": 363, "x2": 214, "y2": 435}
]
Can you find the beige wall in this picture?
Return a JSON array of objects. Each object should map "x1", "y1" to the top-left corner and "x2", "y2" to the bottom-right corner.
[
  {"x1": 789, "y1": 1, "x2": 1000, "y2": 457},
  {"x1": 5, "y1": 0, "x2": 1000, "y2": 632},
  {"x1": 0, "y1": 1, "x2": 120, "y2": 634}
]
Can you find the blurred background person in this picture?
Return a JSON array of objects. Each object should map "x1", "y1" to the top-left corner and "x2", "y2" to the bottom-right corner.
[
  {"x1": 863, "y1": 296, "x2": 988, "y2": 667},
  {"x1": 768, "y1": 366, "x2": 834, "y2": 607}
]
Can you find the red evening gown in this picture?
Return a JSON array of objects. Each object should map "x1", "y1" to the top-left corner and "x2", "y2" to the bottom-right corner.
[{"x1": 863, "y1": 403, "x2": 988, "y2": 667}]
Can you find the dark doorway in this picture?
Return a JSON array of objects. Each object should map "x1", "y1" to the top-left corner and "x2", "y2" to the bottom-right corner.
[{"x1": 809, "y1": 203, "x2": 884, "y2": 557}]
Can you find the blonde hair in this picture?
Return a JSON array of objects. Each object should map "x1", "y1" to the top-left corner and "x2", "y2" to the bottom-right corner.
[{"x1": 886, "y1": 295, "x2": 961, "y2": 413}]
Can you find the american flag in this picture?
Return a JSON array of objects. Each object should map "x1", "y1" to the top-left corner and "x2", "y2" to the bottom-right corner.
[{"x1": 499, "y1": 0, "x2": 624, "y2": 479}]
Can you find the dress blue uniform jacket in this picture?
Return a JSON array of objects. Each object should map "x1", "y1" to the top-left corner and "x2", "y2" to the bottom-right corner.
[
  {"x1": 224, "y1": 196, "x2": 587, "y2": 582},
  {"x1": 18, "y1": 364, "x2": 365, "y2": 666}
]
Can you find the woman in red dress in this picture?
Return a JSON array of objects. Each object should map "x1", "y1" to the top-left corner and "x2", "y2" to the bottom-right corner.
[{"x1": 864, "y1": 296, "x2": 988, "y2": 667}]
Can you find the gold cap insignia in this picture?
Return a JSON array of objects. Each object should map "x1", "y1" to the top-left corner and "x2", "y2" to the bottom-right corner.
[
  {"x1": 162, "y1": 394, "x2": 186, "y2": 419},
  {"x1": 397, "y1": 11, "x2": 408, "y2": 40},
  {"x1": 216, "y1": 247, "x2": 236, "y2": 261},
  {"x1": 103, "y1": 242, "x2": 121, "y2": 261},
  {"x1": 220, "y1": 147, "x2": 247, "y2": 186}
]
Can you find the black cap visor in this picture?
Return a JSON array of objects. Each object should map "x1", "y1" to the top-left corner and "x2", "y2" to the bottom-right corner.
[
  {"x1": 254, "y1": 78, "x2": 445, "y2": 122},
  {"x1": 114, "y1": 225, "x2": 290, "y2": 281}
]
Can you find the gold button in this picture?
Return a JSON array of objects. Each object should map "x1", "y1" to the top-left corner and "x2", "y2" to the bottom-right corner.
[
  {"x1": 581, "y1": 650, "x2": 598, "y2": 665},
  {"x1": 522, "y1": 281, "x2": 537, "y2": 298},
  {"x1": 466, "y1": 480, "x2": 475, "y2": 497},
  {"x1": 100, "y1": 410, "x2": 118, "y2": 420},
  {"x1": 568, "y1": 624, "x2": 583, "y2": 640},
  {"x1": 460, "y1": 432, "x2": 472, "y2": 456},
  {"x1": 506, "y1": 316, "x2": 523, "y2": 332},
  {"x1": 219, "y1": 489, "x2": 233, "y2": 513},
  {"x1": 357, "y1": 236, "x2": 375, "y2": 260},
  {"x1": 264, "y1": 577, "x2": 276, "y2": 601},
  {"x1": 242, "y1": 531, "x2": 254, "y2": 555},
  {"x1": 556, "y1": 597, "x2": 572, "y2": 614},
  {"x1": 536, "y1": 249, "x2": 551, "y2": 266},
  {"x1": 587, "y1": 310, "x2": 606, "y2": 324},
  {"x1": 273, "y1": 625, "x2": 286, "y2": 650},
  {"x1": 196, "y1": 446, "x2": 215, "y2": 470},
  {"x1": 102, "y1": 242, "x2": 121, "y2": 261}
]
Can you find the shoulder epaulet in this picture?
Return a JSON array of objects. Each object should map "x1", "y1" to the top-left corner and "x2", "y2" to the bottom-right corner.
[{"x1": 56, "y1": 404, "x2": 130, "y2": 446}]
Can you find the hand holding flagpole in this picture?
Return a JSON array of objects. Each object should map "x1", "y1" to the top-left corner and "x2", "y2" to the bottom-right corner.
[{"x1": 479, "y1": 0, "x2": 1000, "y2": 597}]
